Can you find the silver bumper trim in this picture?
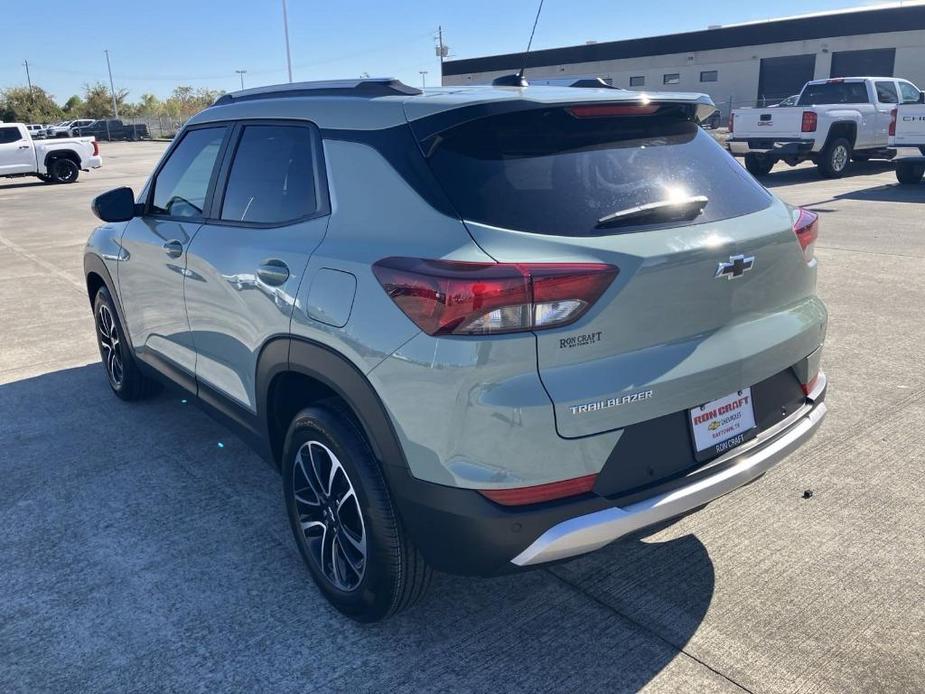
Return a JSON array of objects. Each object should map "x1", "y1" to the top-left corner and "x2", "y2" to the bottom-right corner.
[{"x1": 511, "y1": 388, "x2": 827, "y2": 567}]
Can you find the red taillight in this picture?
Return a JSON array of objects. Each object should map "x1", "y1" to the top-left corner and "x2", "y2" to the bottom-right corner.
[
  {"x1": 479, "y1": 474, "x2": 598, "y2": 506},
  {"x1": 372, "y1": 258, "x2": 618, "y2": 336},
  {"x1": 801, "y1": 111, "x2": 817, "y2": 133},
  {"x1": 889, "y1": 107, "x2": 897, "y2": 137},
  {"x1": 793, "y1": 208, "x2": 819, "y2": 262},
  {"x1": 92, "y1": 140, "x2": 99, "y2": 156},
  {"x1": 567, "y1": 104, "x2": 660, "y2": 118},
  {"x1": 800, "y1": 374, "x2": 820, "y2": 396}
]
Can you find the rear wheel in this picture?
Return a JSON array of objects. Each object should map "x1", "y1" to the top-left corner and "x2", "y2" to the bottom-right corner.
[
  {"x1": 744, "y1": 153, "x2": 774, "y2": 176},
  {"x1": 818, "y1": 138, "x2": 851, "y2": 178},
  {"x1": 48, "y1": 158, "x2": 79, "y2": 184},
  {"x1": 92, "y1": 287, "x2": 161, "y2": 400},
  {"x1": 896, "y1": 161, "x2": 925, "y2": 185},
  {"x1": 282, "y1": 406, "x2": 432, "y2": 622}
]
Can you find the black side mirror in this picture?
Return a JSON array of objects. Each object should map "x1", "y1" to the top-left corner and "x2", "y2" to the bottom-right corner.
[{"x1": 91, "y1": 187, "x2": 138, "y2": 223}]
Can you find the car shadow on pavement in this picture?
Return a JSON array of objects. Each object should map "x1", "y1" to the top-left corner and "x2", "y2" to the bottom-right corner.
[
  {"x1": 0, "y1": 180, "x2": 47, "y2": 191},
  {"x1": 834, "y1": 183, "x2": 925, "y2": 204},
  {"x1": 760, "y1": 161, "x2": 894, "y2": 188},
  {"x1": 0, "y1": 364, "x2": 715, "y2": 692}
]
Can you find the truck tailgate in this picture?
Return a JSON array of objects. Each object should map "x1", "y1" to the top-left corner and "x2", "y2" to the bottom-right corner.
[
  {"x1": 894, "y1": 105, "x2": 925, "y2": 147},
  {"x1": 732, "y1": 108, "x2": 804, "y2": 139}
]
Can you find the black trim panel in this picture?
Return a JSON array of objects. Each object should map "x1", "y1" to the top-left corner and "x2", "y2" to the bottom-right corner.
[{"x1": 442, "y1": 6, "x2": 925, "y2": 76}]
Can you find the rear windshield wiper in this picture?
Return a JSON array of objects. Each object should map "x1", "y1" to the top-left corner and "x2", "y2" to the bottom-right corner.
[{"x1": 596, "y1": 195, "x2": 709, "y2": 228}]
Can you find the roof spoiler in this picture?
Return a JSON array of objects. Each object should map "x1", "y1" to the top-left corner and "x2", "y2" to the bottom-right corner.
[{"x1": 213, "y1": 78, "x2": 421, "y2": 106}]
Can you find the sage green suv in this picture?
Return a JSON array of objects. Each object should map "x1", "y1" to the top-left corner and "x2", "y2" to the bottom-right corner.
[{"x1": 84, "y1": 78, "x2": 827, "y2": 622}]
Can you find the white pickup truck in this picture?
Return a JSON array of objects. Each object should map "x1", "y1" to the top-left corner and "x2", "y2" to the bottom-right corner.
[
  {"x1": 889, "y1": 100, "x2": 925, "y2": 184},
  {"x1": 729, "y1": 77, "x2": 923, "y2": 178},
  {"x1": 0, "y1": 122, "x2": 102, "y2": 184}
]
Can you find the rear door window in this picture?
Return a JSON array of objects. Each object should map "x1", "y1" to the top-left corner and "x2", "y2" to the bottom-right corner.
[
  {"x1": 798, "y1": 82, "x2": 869, "y2": 105},
  {"x1": 0, "y1": 127, "x2": 22, "y2": 144},
  {"x1": 422, "y1": 106, "x2": 772, "y2": 236}
]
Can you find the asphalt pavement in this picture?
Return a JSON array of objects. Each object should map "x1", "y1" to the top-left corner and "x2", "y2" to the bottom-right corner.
[{"x1": 1, "y1": 142, "x2": 923, "y2": 693}]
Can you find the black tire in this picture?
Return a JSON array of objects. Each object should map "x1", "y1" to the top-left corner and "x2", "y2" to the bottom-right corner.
[
  {"x1": 896, "y1": 161, "x2": 925, "y2": 185},
  {"x1": 282, "y1": 405, "x2": 432, "y2": 622},
  {"x1": 851, "y1": 154, "x2": 870, "y2": 163},
  {"x1": 92, "y1": 287, "x2": 161, "y2": 401},
  {"x1": 744, "y1": 153, "x2": 774, "y2": 176},
  {"x1": 48, "y1": 158, "x2": 80, "y2": 184},
  {"x1": 36, "y1": 174, "x2": 52, "y2": 183},
  {"x1": 817, "y1": 137, "x2": 852, "y2": 178}
]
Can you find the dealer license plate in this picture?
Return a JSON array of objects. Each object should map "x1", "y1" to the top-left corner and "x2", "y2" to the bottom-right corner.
[{"x1": 689, "y1": 388, "x2": 758, "y2": 461}]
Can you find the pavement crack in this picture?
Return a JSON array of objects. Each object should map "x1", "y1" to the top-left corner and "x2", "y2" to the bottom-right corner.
[{"x1": 545, "y1": 568, "x2": 755, "y2": 693}]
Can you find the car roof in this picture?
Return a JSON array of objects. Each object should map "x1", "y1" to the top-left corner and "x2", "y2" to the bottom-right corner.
[{"x1": 190, "y1": 78, "x2": 715, "y2": 132}]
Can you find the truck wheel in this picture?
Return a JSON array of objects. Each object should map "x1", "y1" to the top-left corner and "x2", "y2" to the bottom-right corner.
[
  {"x1": 744, "y1": 153, "x2": 774, "y2": 176},
  {"x1": 282, "y1": 405, "x2": 432, "y2": 622},
  {"x1": 818, "y1": 138, "x2": 851, "y2": 178},
  {"x1": 48, "y1": 158, "x2": 80, "y2": 184},
  {"x1": 896, "y1": 161, "x2": 925, "y2": 185},
  {"x1": 36, "y1": 174, "x2": 52, "y2": 183}
]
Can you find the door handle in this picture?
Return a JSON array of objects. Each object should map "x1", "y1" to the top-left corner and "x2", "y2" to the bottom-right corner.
[
  {"x1": 18, "y1": 145, "x2": 30, "y2": 149},
  {"x1": 163, "y1": 240, "x2": 183, "y2": 258},
  {"x1": 256, "y1": 259, "x2": 290, "y2": 286}
]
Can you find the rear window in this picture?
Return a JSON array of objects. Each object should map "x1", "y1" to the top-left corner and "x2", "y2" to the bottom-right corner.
[
  {"x1": 798, "y1": 82, "x2": 869, "y2": 105},
  {"x1": 423, "y1": 107, "x2": 772, "y2": 236}
]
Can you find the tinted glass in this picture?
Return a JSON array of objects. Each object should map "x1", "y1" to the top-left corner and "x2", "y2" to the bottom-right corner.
[
  {"x1": 424, "y1": 107, "x2": 772, "y2": 237},
  {"x1": 700, "y1": 71, "x2": 718, "y2": 83},
  {"x1": 0, "y1": 127, "x2": 21, "y2": 144},
  {"x1": 151, "y1": 127, "x2": 226, "y2": 218},
  {"x1": 798, "y1": 82, "x2": 868, "y2": 105},
  {"x1": 899, "y1": 81, "x2": 921, "y2": 104},
  {"x1": 875, "y1": 81, "x2": 898, "y2": 104},
  {"x1": 629, "y1": 76, "x2": 645, "y2": 87},
  {"x1": 663, "y1": 74, "x2": 680, "y2": 85},
  {"x1": 220, "y1": 125, "x2": 318, "y2": 224}
]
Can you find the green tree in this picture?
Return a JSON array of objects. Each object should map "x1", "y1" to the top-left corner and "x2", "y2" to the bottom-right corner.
[
  {"x1": 62, "y1": 95, "x2": 84, "y2": 115},
  {"x1": 0, "y1": 86, "x2": 63, "y2": 123},
  {"x1": 136, "y1": 93, "x2": 162, "y2": 118},
  {"x1": 82, "y1": 82, "x2": 129, "y2": 119},
  {"x1": 163, "y1": 85, "x2": 224, "y2": 123}
]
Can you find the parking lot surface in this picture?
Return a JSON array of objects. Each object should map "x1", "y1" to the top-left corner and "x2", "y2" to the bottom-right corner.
[{"x1": 1, "y1": 143, "x2": 923, "y2": 693}]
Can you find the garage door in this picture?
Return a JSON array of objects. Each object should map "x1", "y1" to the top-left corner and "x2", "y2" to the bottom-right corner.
[
  {"x1": 757, "y1": 54, "x2": 816, "y2": 106},
  {"x1": 830, "y1": 48, "x2": 895, "y2": 78}
]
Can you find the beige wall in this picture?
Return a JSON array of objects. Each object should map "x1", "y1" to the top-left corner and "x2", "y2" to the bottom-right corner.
[{"x1": 443, "y1": 29, "x2": 925, "y2": 115}]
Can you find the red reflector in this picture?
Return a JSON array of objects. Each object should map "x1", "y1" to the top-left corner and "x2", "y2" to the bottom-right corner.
[
  {"x1": 889, "y1": 107, "x2": 897, "y2": 137},
  {"x1": 801, "y1": 111, "x2": 817, "y2": 133},
  {"x1": 92, "y1": 140, "x2": 99, "y2": 156},
  {"x1": 372, "y1": 258, "x2": 618, "y2": 336},
  {"x1": 479, "y1": 474, "x2": 598, "y2": 506},
  {"x1": 793, "y1": 208, "x2": 819, "y2": 262},
  {"x1": 801, "y1": 374, "x2": 819, "y2": 396},
  {"x1": 568, "y1": 103, "x2": 660, "y2": 118}
]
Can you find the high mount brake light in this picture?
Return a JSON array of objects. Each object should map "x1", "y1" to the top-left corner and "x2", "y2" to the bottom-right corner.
[
  {"x1": 801, "y1": 111, "x2": 817, "y2": 133},
  {"x1": 372, "y1": 258, "x2": 618, "y2": 336},
  {"x1": 793, "y1": 208, "x2": 819, "y2": 263},
  {"x1": 567, "y1": 104, "x2": 660, "y2": 118},
  {"x1": 478, "y1": 474, "x2": 598, "y2": 506}
]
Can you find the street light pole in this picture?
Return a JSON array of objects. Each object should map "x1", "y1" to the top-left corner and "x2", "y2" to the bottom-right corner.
[
  {"x1": 23, "y1": 60, "x2": 34, "y2": 121},
  {"x1": 104, "y1": 49, "x2": 118, "y2": 118},
  {"x1": 236, "y1": 69, "x2": 247, "y2": 90},
  {"x1": 419, "y1": 70, "x2": 428, "y2": 89},
  {"x1": 281, "y1": 0, "x2": 293, "y2": 82}
]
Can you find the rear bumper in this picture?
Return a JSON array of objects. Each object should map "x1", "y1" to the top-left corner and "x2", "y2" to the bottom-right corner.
[
  {"x1": 84, "y1": 155, "x2": 103, "y2": 170},
  {"x1": 728, "y1": 138, "x2": 815, "y2": 156},
  {"x1": 390, "y1": 372, "x2": 827, "y2": 576}
]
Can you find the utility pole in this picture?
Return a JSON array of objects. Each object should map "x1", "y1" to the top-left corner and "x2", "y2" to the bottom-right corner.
[
  {"x1": 435, "y1": 26, "x2": 449, "y2": 86},
  {"x1": 23, "y1": 60, "x2": 34, "y2": 121},
  {"x1": 104, "y1": 49, "x2": 117, "y2": 142},
  {"x1": 419, "y1": 71, "x2": 428, "y2": 89},
  {"x1": 281, "y1": 0, "x2": 293, "y2": 82},
  {"x1": 236, "y1": 69, "x2": 247, "y2": 90}
]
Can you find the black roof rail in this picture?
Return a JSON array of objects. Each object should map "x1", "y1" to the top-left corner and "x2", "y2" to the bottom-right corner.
[{"x1": 213, "y1": 78, "x2": 422, "y2": 106}]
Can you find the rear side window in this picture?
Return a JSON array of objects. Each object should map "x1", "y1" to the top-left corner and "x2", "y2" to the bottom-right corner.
[
  {"x1": 220, "y1": 124, "x2": 319, "y2": 225},
  {"x1": 423, "y1": 107, "x2": 772, "y2": 236},
  {"x1": 151, "y1": 127, "x2": 227, "y2": 218},
  {"x1": 875, "y1": 81, "x2": 898, "y2": 104},
  {"x1": 0, "y1": 127, "x2": 21, "y2": 144},
  {"x1": 799, "y1": 82, "x2": 869, "y2": 105}
]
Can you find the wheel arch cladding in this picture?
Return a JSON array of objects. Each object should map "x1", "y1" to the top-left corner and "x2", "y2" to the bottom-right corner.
[
  {"x1": 259, "y1": 337, "x2": 409, "y2": 474},
  {"x1": 827, "y1": 121, "x2": 857, "y2": 146}
]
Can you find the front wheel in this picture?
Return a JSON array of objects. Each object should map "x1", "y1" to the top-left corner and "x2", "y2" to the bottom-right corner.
[
  {"x1": 282, "y1": 406, "x2": 432, "y2": 622},
  {"x1": 744, "y1": 153, "x2": 774, "y2": 176},
  {"x1": 48, "y1": 158, "x2": 79, "y2": 184},
  {"x1": 896, "y1": 161, "x2": 925, "y2": 185},
  {"x1": 92, "y1": 287, "x2": 161, "y2": 400},
  {"x1": 818, "y1": 138, "x2": 852, "y2": 178}
]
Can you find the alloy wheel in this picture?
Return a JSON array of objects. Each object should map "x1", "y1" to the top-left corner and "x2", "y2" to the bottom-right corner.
[
  {"x1": 833, "y1": 145, "x2": 848, "y2": 172},
  {"x1": 97, "y1": 304, "x2": 124, "y2": 387},
  {"x1": 292, "y1": 440, "x2": 367, "y2": 591}
]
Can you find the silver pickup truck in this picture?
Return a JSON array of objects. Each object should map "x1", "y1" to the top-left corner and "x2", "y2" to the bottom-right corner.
[
  {"x1": 0, "y1": 122, "x2": 102, "y2": 184},
  {"x1": 729, "y1": 77, "x2": 922, "y2": 178}
]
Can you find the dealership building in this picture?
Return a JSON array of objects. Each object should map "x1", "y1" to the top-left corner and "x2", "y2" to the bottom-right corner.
[{"x1": 441, "y1": 3, "x2": 925, "y2": 115}]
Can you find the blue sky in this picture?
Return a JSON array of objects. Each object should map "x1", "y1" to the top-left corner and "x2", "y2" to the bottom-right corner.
[{"x1": 3, "y1": 0, "x2": 889, "y2": 102}]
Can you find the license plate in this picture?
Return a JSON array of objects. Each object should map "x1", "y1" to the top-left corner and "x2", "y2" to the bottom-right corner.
[{"x1": 689, "y1": 388, "x2": 757, "y2": 461}]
